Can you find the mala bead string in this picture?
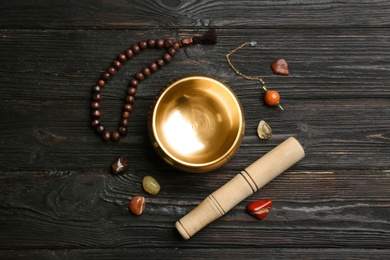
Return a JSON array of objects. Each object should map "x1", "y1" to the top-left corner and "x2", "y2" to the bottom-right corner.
[
  {"x1": 90, "y1": 29, "x2": 217, "y2": 142},
  {"x1": 226, "y1": 41, "x2": 284, "y2": 110}
]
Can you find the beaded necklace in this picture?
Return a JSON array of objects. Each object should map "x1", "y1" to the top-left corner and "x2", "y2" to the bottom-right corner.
[{"x1": 90, "y1": 29, "x2": 217, "y2": 142}]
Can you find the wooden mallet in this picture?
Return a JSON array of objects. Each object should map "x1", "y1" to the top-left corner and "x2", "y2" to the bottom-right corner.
[{"x1": 175, "y1": 136, "x2": 305, "y2": 240}]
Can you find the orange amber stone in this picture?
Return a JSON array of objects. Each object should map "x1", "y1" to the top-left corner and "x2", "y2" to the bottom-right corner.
[
  {"x1": 264, "y1": 90, "x2": 280, "y2": 106},
  {"x1": 130, "y1": 196, "x2": 146, "y2": 215}
]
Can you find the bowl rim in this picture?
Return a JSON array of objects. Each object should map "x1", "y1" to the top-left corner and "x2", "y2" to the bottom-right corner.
[{"x1": 148, "y1": 75, "x2": 245, "y2": 172}]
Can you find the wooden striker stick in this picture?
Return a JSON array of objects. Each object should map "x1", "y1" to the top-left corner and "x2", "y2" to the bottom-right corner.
[{"x1": 175, "y1": 136, "x2": 305, "y2": 240}]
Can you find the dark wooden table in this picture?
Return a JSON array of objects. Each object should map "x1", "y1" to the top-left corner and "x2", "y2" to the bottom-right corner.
[{"x1": 1, "y1": 1, "x2": 389, "y2": 259}]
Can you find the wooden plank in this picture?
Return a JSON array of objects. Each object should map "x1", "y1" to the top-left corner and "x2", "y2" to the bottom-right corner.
[
  {"x1": 0, "y1": 29, "x2": 389, "y2": 101},
  {"x1": 0, "y1": 0, "x2": 390, "y2": 29},
  {"x1": 2, "y1": 129, "x2": 386, "y2": 247},
  {"x1": 1, "y1": 248, "x2": 390, "y2": 259},
  {"x1": 0, "y1": 168, "x2": 389, "y2": 248},
  {"x1": 0, "y1": 99, "x2": 388, "y2": 171}
]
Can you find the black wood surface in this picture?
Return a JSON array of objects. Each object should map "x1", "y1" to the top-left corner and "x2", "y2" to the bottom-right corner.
[{"x1": 0, "y1": 1, "x2": 389, "y2": 259}]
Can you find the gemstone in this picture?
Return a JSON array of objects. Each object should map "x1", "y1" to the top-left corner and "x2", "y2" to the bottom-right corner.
[
  {"x1": 142, "y1": 175, "x2": 160, "y2": 195},
  {"x1": 257, "y1": 120, "x2": 272, "y2": 139},
  {"x1": 130, "y1": 196, "x2": 146, "y2": 215},
  {"x1": 111, "y1": 155, "x2": 129, "y2": 174},
  {"x1": 271, "y1": 59, "x2": 289, "y2": 75},
  {"x1": 264, "y1": 90, "x2": 280, "y2": 107},
  {"x1": 246, "y1": 199, "x2": 272, "y2": 220}
]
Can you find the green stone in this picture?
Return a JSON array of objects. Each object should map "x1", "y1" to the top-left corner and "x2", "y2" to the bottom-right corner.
[{"x1": 142, "y1": 175, "x2": 160, "y2": 195}]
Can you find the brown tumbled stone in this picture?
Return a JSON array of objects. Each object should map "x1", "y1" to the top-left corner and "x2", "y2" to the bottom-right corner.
[
  {"x1": 271, "y1": 59, "x2": 289, "y2": 75},
  {"x1": 111, "y1": 155, "x2": 129, "y2": 174}
]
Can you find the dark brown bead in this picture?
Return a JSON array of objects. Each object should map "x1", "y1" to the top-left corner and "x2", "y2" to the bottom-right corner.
[
  {"x1": 139, "y1": 40, "x2": 148, "y2": 50},
  {"x1": 173, "y1": 42, "x2": 180, "y2": 50},
  {"x1": 142, "y1": 67, "x2": 151, "y2": 77},
  {"x1": 162, "y1": 53, "x2": 172, "y2": 63},
  {"x1": 101, "y1": 72, "x2": 111, "y2": 81},
  {"x1": 93, "y1": 93, "x2": 102, "y2": 101},
  {"x1": 164, "y1": 38, "x2": 173, "y2": 48},
  {"x1": 125, "y1": 48, "x2": 134, "y2": 59},
  {"x1": 123, "y1": 111, "x2": 131, "y2": 119},
  {"x1": 92, "y1": 110, "x2": 101, "y2": 118},
  {"x1": 156, "y1": 39, "x2": 164, "y2": 48},
  {"x1": 132, "y1": 44, "x2": 140, "y2": 54},
  {"x1": 130, "y1": 79, "x2": 139, "y2": 88},
  {"x1": 168, "y1": 47, "x2": 176, "y2": 56},
  {"x1": 112, "y1": 60, "x2": 122, "y2": 69},
  {"x1": 118, "y1": 126, "x2": 128, "y2": 136},
  {"x1": 92, "y1": 85, "x2": 101, "y2": 93},
  {"x1": 117, "y1": 53, "x2": 127, "y2": 62},
  {"x1": 123, "y1": 103, "x2": 133, "y2": 112},
  {"x1": 135, "y1": 72, "x2": 145, "y2": 81},
  {"x1": 149, "y1": 62, "x2": 158, "y2": 72},
  {"x1": 91, "y1": 119, "x2": 100, "y2": 127},
  {"x1": 91, "y1": 101, "x2": 100, "y2": 110},
  {"x1": 107, "y1": 66, "x2": 117, "y2": 76},
  {"x1": 127, "y1": 87, "x2": 137, "y2": 96},
  {"x1": 121, "y1": 118, "x2": 129, "y2": 127},
  {"x1": 98, "y1": 79, "x2": 106, "y2": 87},
  {"x1": 147, "y1": 38, "x2": 156, "y2": 48},
  {"x1": 111, "y1": 131, "x2": 121, "y2": 142},
  {"x1": 156, "y1": 58, "x2": 165, "y2": 68},
  {"x1": 96, "y1": 125, "x2": 105, "y2": 134},
  {"x1": 125, "y1": 95, "x2": 135, "y2": 104},
  {"x1": 102, "y1": 131, "x2": 111, "y2": 141}
]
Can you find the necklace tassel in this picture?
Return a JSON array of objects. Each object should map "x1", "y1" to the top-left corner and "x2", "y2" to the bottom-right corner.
[{"x1": 192, "y1": 28, "x2": 217, "y2": 45}]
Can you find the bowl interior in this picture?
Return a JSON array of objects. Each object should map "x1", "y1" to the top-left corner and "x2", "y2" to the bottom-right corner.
[{"x1": 152, "y1": 76, "x2": 244, "y2": 169}]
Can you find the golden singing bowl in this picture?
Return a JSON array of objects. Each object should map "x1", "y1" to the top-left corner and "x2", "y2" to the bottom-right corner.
[{"x1": 148, "y1": 75, "x2": 245, "y2": 173}]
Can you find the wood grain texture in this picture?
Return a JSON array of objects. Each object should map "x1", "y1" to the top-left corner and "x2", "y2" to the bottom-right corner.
[
  {"x1": 1, "y1": 168, "x2": 389, "y2": 248},
  {"x1": 1, "y1": 248, "x2": 390, "y2": 259},
  {"x1": 0, "y1": 0, "x2": 389, "y2": 258},
  {"x1": 0, "y1": 29, "x2": 389, "y2": 101},
  {"x1": 0, "y1": 99, "x2": 388, "y2": 171},
  {"x1": 0, "y1": 0, "x2": 390, "y2": 29}
]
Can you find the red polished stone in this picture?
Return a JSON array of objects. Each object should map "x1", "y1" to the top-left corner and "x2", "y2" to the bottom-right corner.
[
  {"x1": 271, "y1": 59, "x2": 289, "y2": 75},
  {"x1": 246, "y1": 199, "x2": 272, "y2": 220},
  {"x1": 130, "y1": 196, "x2": 146, "y2": 215}
]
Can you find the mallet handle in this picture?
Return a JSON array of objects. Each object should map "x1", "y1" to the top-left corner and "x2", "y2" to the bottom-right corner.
[{"x1": 175, "y1": 137, "x2": 305, "y2": 240}]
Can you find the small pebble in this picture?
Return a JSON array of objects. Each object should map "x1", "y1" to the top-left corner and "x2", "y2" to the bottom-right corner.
[
  {"x1": 111, "y1": 155, "x2": 129, "y2": 174},
  {"x1": 246, "y1": 199, "x2": 272, "y2": 220},
  {"x1": 257, "y1": 120, "x2": 272, "y2": 139},
  {"x1": 142, "y1": 175, "x2": 160, "y2": 195},
  {"x1": 130, "y1": 196, "x2": 146, "y2": 215},
  {"x1": 271, "y1": 58, "x2": 289, "y2": 75}
]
